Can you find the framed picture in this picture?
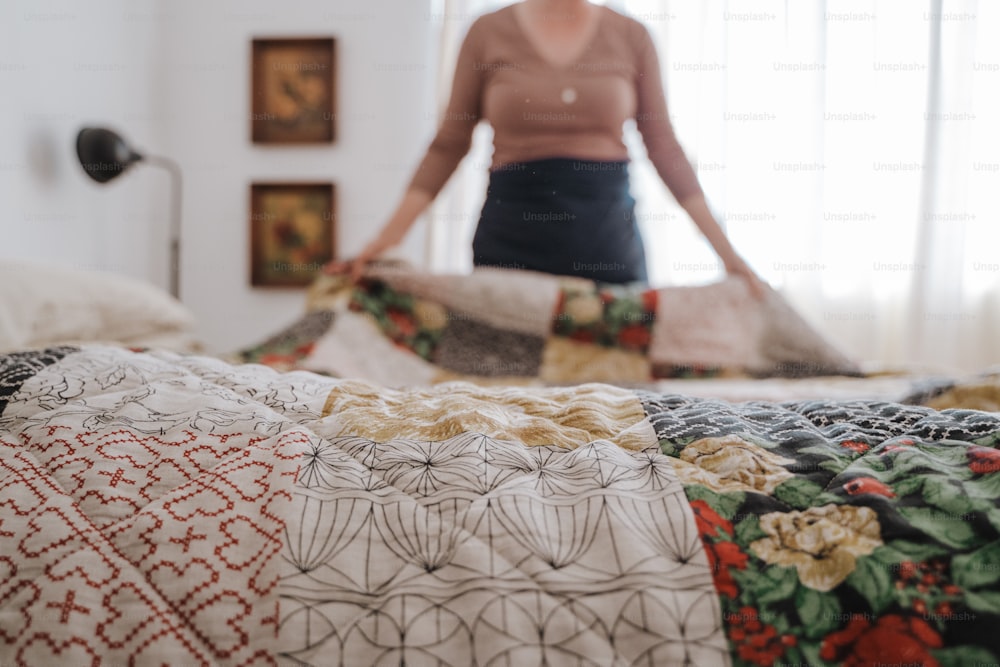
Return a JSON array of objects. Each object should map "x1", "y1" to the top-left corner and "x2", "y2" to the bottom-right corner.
[
  {"x1": 251, "y1": 37, "x2": 336, "y2": 143},
  {"x1": 250, "y1": 182, "x2": 336, "y2": 287}
]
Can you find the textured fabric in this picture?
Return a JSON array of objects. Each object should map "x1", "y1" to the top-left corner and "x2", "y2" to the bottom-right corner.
[
  {"x1": 0, "y1": 345, "x2": 75, "y2": 414},
  {"x1": 0, "y1": 347, "x2": 319, "y2": 665},
  {"x1": 367, "y1": 263, "x2": 563, "y2": 337},
  {"x1": 407, "y1": 4, "x2": 702, "y2": 203},
  {"x1": 300, "y1": 310, "x2": 439, "y2": 387},
  {"x1": 279, "y1": 436, "x2": 724, "y2": 666},
  {"x1": 295, "y1": 266, "x2": 860, "y2": 384},
  {"x1": 234, "y1": 309, "x2": 336, "y2": 371},
  {"x1": 472, "y1": 158, "x2": 648, "y2": 283},
  {"x1": 435, "y1": 315, "x2": 546, "y2": 377},
  {"x1": 3, "y1": 346, "x2": 1000, "y2": 666},
  {"x1": 319, "y1": 380, "x2": 655, "y2": 451},
  {"x1": 641, "y1": 393, "x2": 1000, "y2": 667}
]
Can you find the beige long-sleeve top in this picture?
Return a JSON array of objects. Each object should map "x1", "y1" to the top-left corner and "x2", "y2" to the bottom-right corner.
[{"x1": 407, "y1": 4, "x2": 702, "y2": 203}]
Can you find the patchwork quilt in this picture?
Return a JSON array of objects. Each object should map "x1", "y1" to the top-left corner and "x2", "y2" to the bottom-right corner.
[
  {"x1": 2, "y1": 345, "x2": 999, "y2": 666},
  {"x1": 235, "y1": 264, "x2": 860, "y2": 385}
]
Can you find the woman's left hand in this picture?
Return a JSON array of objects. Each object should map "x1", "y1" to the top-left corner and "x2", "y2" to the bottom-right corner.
[
  {"x1": 676, "y1": 194, "x2": 769, "y2": 300},
  {"x1": 725, "y1": 257, "x2": 768, "y2": 300}
]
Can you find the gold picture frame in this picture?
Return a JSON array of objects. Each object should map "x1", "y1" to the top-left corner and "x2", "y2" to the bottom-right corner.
[
  {"x1": 251, "y1": 37, "x2": 336, "y2": 143},
  {"x1": 249, "y1": 182, "x2": 336, "y2": 287}
]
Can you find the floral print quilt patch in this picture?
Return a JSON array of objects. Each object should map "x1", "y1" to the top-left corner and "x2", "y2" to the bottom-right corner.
[
  {"x1": 348, "y1": 278, "x2": 445, "y2": 360},
  {"x1": 642, "y1": 394, "x2": 1000, "y2": 667},
  {"x1": 236, "y1": 310, "x2": 335, "y2": 370},
  {"x1": 551, "y1": 282, "x2": 658, "y2": 353},
  {"x1": 348, "y1": 278, "x2": 663, "y2": 363}
]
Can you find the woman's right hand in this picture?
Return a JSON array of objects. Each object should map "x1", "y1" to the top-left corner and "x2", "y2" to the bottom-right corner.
[
  {"x1": 324, "y1": 189, "x2": 431, "y2": 282},
  {"x1": 322, "y1": 247, "x2": 380, "y2": 283}
]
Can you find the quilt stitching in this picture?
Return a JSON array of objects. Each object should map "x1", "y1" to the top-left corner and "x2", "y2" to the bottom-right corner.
[
  {"x1": 10, "y1": 344, "x2": 998, "y2": 666},
  {"x1": 278, "y1": 409, "x2": 728, "y2": 666},
  {"x1": 0, "y1": 347, "x2": 321, "y2": 666},
  {"x1": 285, "y1": 439, "x2": 638, "y2": 665},
  {"x1": 1, "y1": 443, "x2": 219, "y2": 664}
]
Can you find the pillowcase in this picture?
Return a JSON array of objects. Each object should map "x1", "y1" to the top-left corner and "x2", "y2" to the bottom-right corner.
[{"x1": 0, "y1": 260, "x2": 200, "y2": 353}]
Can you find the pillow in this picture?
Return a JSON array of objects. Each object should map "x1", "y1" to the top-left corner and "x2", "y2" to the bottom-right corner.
[{"x1": 0, "y1": 260, "x2": 200, "y2": 353}]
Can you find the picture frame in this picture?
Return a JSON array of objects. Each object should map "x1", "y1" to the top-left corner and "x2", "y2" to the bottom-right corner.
[
  {"x1": 249, "y1": 182, "x2": 336, "y2": 287},
  {"x1": 251, "y1": 37, "x2": 336, "y2": 144}
]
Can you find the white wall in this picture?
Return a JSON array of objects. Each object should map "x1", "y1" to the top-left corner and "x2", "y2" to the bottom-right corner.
[
  {"x1": 0, "y1": 0, "x2": 165, "y2": 281},
  {"x1": 158, "y1": 0, "x2": 439, "y2": 352},
  {"x1": 1, "y1": 0, "x2": 439, "y2": 353}
]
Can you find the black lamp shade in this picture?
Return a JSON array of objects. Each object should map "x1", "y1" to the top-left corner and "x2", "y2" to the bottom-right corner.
[
  {"x1": 74, "y1": 125, "x2": 183, "y2": 298},
  {"x1": 76, "y1": 127, "x2": 143, "y2": 183}
]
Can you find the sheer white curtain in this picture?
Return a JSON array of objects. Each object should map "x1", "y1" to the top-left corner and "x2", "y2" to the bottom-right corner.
[{"x1": 422, "y1": 0, "x2": 1000, "y2": 371}]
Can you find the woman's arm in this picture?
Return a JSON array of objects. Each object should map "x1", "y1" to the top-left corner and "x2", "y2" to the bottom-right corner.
[
  {"x1": 326, "y1": 188, "x2": 433, "y2": 281},
  {"x1": 679, "y1": 192, "x2": 766, "y2": 298},
  {"x1": 327, "y1": 18, "x2": 488, "y2": 280},
  {"x1": 631, "y1": 21, "x2": 765, "y2": 297}
]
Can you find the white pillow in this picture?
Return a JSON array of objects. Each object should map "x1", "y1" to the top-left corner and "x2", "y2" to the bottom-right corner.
[{"x1": 0, "y1": 261, "x2": 200, "y2": 353}]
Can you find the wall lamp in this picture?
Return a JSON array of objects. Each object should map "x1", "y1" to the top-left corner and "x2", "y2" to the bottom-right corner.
[{"x1": 75, "y1": 127, "x2": 183, "y2": 299}]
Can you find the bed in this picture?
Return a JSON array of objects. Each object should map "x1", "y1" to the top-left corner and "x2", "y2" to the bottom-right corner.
[{"x1": 2, "y1": 342, "x2": 999, "y2": 666}]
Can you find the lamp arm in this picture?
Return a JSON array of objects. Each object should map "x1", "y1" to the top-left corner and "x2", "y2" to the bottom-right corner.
[{"x1": 141, "y1": 155, "x2": 183, "y2": 300}]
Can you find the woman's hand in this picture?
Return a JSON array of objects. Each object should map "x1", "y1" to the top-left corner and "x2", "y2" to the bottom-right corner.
[
  {"x1": 323, "y1": 220, "x2": 410, "y2": 283},
  {"x1": 325, "y1": 189, "x2": 433, "y2": 282},
  {"x1": 323, "y1": 246, "x2": 380, "y2": 283},
  {"x1": 677, "y1": 193, "x2": 768, "y2": 300},
  {"x1": 724, "y1": 256, "x2": 768, "y2": 300}
]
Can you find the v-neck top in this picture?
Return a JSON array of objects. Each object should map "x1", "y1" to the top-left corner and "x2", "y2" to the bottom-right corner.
[{"x1": 408, "y1": 4, "x2": 702, "y2": 204}]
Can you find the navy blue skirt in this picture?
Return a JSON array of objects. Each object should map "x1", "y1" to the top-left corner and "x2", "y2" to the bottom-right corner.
[{"x1": 472, "y1": 158, "x2": 648, "y2": 284}]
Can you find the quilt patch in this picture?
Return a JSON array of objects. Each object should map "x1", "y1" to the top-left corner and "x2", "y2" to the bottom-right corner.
[
  {"x1": 641, "y1": 393, "x2": 1000, "y2": 667},
  {"x1": 435, "y1": 316, "x2": 546, "y2": 377},
  {"x1": 320, "y1": 380, "x2": 656, "y2": 451},
  {"x1": 236, "y1": 310, "x2": 335, "y2": 371},
  {"x1": 5, "y1": 346, "x2": 998, "y2": 666},
  {"x1": 551, "y1": 281, "x2": 657, "y2": 353},
  {"x1": 0, "y1": 347, "x2": 321, "y2": 665},
  {"x1": 349, "y1": 279, "x2": 444, "y2": 360},
  {"x1": 281, "y1": 386, "x2": 728, "y2": 666},
  {"x1": 0, "y1": 346, "x2": 76, "y2": 415}
]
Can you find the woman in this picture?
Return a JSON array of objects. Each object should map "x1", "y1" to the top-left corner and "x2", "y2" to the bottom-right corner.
[{"x1": 328, "y1": 0, "x2": 764, "y2": 295}]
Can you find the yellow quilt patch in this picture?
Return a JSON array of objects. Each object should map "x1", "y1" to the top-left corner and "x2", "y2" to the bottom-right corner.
[{"x1": 321, "y1": 380, "x2": 656, "y2": 450}]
